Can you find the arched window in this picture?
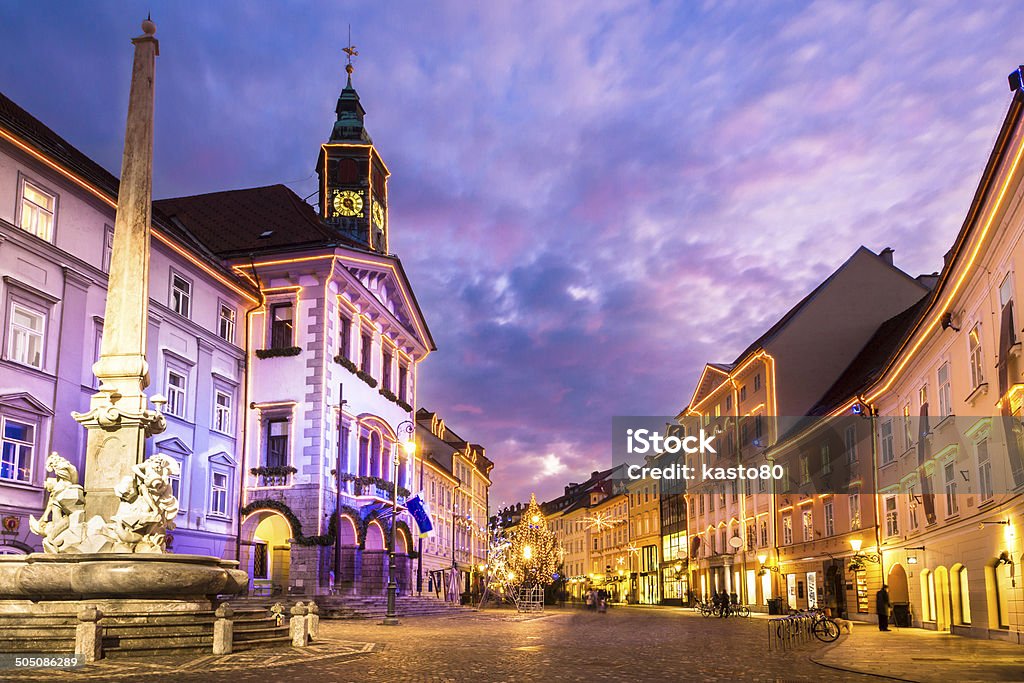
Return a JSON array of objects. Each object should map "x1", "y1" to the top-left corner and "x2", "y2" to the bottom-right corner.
[
  {"x1": 952, "y1": 565, "x2": 971, "y2": 625},
  {"x1": 920, "y1": 569, "x2": 936, "y2": 622},
  {"x1": 370, "y1": 431, "x2": 382, "y2": 478}
]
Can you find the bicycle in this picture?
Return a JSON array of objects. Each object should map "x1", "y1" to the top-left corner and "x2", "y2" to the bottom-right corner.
[{"x1": 726, "y1": 603, "x2": 750, "y2": 618}]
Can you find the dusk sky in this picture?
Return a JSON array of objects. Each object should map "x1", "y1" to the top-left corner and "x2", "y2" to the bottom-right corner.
[{"x1": 1, "y1": 1, "x2": 1020, "y2": 508}]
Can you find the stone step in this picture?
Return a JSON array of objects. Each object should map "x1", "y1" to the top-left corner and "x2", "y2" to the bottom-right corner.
[
  {"x1": 232, "y1": 634, "x2": 292, "y2": 652},
  {"x1": 233, "y1": 626, "x2": 289, "y2": 640},
  {"x1": 103, "y1": 622, "x2": 213, "y2": 637},
  {"x1": 104, "y1": 643, "x2": 213, "y2": 658},
  {"x1": 102, "y1": 632, "x2": 214, "y2": 650},
  {"x1": 0, "y1": 635, "x2": 75, "y2": 651}
]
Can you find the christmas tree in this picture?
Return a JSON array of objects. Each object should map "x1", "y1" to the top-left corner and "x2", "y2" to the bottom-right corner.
[{"x1": 503, "y1": 494, "x2": 560, "y2": 590}]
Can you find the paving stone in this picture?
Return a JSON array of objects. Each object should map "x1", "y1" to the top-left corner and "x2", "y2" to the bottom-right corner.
[{"x1": 6, "y1": 606, "x2": 1020, "y2": 682}]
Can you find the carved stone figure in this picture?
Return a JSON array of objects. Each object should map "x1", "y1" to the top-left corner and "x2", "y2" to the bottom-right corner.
[
  {"x1": 28, "y1": 453, "x2": 86, "y2": 553},
  {"x1": 104, "y1": 454, "x2": 181, "y2": 553}
]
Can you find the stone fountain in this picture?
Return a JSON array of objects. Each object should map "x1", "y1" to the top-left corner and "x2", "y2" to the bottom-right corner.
[{"x1": 0, "y1": 19, "x2": 248, "y2": 659}]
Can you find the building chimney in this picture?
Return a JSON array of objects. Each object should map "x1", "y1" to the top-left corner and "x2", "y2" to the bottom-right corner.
[{"x1": 879, "y1": 247, "x2": 894, "y2": 265}]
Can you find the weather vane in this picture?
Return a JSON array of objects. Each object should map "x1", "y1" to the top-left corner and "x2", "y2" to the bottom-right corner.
[{"x1": 343, "y1": 24, "x2": 358, "y2": 76}]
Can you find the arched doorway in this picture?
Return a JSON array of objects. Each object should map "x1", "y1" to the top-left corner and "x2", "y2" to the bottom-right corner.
[
  {"x1": 888, "y1": 563, "x2": 910, "y2": 627},
  {"x1": 362, "y1": 520, "x2": 387, "y2": 594},
  {"x1": 395, "y1": 525, "x2": 413, "y2": 594},
  {"x1": 331, "y1": 515, "x2": 359, "y2": 592},
  {"x1": 240, "y1": 510, "x2": 293, "y2": 596}
]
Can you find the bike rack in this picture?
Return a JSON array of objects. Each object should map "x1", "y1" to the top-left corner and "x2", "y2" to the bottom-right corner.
[{"x1": 767, "y1": 613, "x2": 816, "y2": 651}]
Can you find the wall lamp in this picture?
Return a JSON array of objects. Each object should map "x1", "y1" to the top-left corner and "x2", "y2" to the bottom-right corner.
[
  {"x1": 849, "y1": 538, "x2": 880, "y2": 567},
  {"x1": 756, "y1": 554, "x2": 780, "y2": 575}
]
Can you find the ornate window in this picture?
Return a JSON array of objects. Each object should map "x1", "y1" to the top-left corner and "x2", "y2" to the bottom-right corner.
[
  {"x1": 969, "y1": 325, "x2": 984, "y2": 388},
  {"x1": 0, "y1": 417, "x2": 33, "y2": 482},
  {"x1": 165, "y1": 369, "x2": 187, "y2": 418},
  {"x1": 270, "y1": 303, "x2": 294, "y2": 349},
  {"x1": 266, "y1": 419, "x2": 289, "y2": 468},
  {"x1": 7, "y1": 303, "x2": 44, "y2": 369},
  {"x1": 170, "y1": 272, "x2": 192, "y2": 318},
  {"x1": 213, "y1": 390, "x2": 232, "y2": 434},
  {"x1": 211, "y1": 472, "x2": 228, "y2": 516},
  {"x1": 218, "y1": 303, "x2": 236, "y2": 343},
  {"x1": 18, "y1": 178, "x2": 56, "y2": 242}
]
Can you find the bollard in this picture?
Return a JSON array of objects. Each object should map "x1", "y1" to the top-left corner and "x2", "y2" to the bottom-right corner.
[
  {"x1": 290, "y1": 602, "x2": 309, "y2": 647},
  {"x1": 213, "y1": 603, "x2": 235, "y2": 655},
  {"x1": 306, "y1": 601, "x2": 319, "y2": 641},
  {"x1": 75, "y1": 606, "x2": 103, "y2": 663}
]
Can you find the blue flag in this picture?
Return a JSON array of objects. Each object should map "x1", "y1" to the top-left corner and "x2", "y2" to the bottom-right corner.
[{"x1": 406, "y1": 495, "x2": 434, "y2": 536}]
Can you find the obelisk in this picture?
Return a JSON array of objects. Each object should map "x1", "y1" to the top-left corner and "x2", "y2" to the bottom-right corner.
[{"x1": 76, "y1": 18, "x2": 165, "y2": 522}]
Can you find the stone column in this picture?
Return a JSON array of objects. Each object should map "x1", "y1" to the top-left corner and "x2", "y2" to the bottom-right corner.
[
  {"x1": 289, "y1": 603, "x2": 308, "y2": 647},
  {"x1": 75, "y1": 606, "x2": 103, "y2": 663},
  {"x1": 77, "y1": 19, "x2": 164, "y2": 521},
  {"x1": 212, "y1": 603, "x2": 234, "y2": 655}
]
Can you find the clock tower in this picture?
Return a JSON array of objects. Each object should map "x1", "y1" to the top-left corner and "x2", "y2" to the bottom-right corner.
[{"x1": 317, "y1": 50, "x2": 390, "y2": 253}]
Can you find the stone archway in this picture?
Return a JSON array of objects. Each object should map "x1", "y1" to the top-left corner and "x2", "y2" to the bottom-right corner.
[
  {"x1": 395, "y1": 524, "x2": 413, "y2": 594},
  {"x1": 362, "y1": 520, "x2": 387, "y2": 594},
  {"x1": 331, "y1": 515, "x2": 360, "y2": 592},
  {"x1": 240, "y1": 510, "x2": 293, "y2": 596}
]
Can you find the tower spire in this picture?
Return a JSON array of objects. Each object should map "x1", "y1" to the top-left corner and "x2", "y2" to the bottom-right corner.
[
  {"x1": 331, "y1": 28, "x2": 369, "y2": 143},
  {"x1": 342, "y1": 25, "x2": 358, "y2": 88}
]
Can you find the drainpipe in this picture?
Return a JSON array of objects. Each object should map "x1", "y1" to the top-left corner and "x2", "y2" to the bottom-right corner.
[
  {"x1": 235, "y1": 260, "x2": 264, "y2": 563},
  {"x1": 865, "y1": 398, "x2": 885, "y2": 584}
]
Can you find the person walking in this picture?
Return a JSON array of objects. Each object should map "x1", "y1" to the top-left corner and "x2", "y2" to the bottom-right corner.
[
  {"x1": 876, "y1": 585, "x2": 892, "y2": 631},
  {"x1": 718, "y1": 589, "x2": 730, "y2": 618}
]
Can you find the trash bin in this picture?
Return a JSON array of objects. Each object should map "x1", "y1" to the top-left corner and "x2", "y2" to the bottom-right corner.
[
  {"x1": 892, "y1": 603, "x2": 911, "y2": 627},
  {"x1": 767, "y1": 597, "x2": 785, "y2": 615}
]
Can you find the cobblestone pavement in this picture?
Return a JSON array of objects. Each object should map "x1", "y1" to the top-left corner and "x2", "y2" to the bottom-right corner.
[
  {"x1": 811, "y1": 620, "x2": 1024, "y2": 682},
  {"x1": 4, "y1": 606, "x2": 891, "y2": 683}
]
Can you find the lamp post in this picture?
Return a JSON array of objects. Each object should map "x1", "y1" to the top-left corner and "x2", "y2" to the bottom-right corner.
[{"x1": 383, "y1": 420, "x2": 416, "y2": 626}]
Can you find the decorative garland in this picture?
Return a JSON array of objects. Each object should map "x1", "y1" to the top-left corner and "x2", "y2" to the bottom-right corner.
[
  {"x1": 333, "y1": 471, "x2": 411, "y2": 499},
  {"x1": 379, "y1": 387, "x2": 413, "y2": 412},
  {"x1": 249, "y1": 465, "x2": 298, "y2": 477},
  {"x1": 334, "y1": 355, "x2": 358, "y2": 373},
  {"x1": 255, "y1": 346, "x2": 301, "y2": 359},
  {"x1": 240, "y1": 499, "x2": 334, "y2": 547},
  {"x1": 355, "y1": 369, "x2": 378, "y2": 388}
]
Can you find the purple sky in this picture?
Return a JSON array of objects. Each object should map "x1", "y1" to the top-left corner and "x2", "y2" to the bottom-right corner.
[{"x1": 1, "y1": 2, "x2": 1021, "y2": 508}]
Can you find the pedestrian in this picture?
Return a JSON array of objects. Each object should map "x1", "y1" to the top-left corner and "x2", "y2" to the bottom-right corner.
[
  {"x1": 876, "y1": 585, "x2": 892, "y2": 631},
  {"x1": 598, "y1": 588, "x2": 608, "y2": 613},
  {"x1": 718, "y1": 589, "x2": 730, "y2": 618},
  {"x1": 586, "y1": 589, "x2": 595, "y2": 611}
]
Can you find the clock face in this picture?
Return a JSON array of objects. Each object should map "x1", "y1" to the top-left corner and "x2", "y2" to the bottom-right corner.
[
  {"x1": 333, "y1": 190, "x2": 363, "y2": 217},
  {"x1": 372, "y1": 201, "x2": 385, "y2": 228}
]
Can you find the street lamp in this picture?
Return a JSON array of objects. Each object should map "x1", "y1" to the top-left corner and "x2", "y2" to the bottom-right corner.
[
  {"x1": 848, "y1": 538, "x2": 879, "y2": 572},
  {"x1": 383, "y1": 420, "x2": 416, "y2": 626}
]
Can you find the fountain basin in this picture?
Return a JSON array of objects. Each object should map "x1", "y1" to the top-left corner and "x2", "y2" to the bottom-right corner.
[{"x1": 0, "y1": 553, "x2": 248, "y2": 600}]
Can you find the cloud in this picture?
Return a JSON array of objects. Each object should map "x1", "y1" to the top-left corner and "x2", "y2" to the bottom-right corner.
[{"x1": 2, "y1": 0, "x2": 1020, "y2": 505}]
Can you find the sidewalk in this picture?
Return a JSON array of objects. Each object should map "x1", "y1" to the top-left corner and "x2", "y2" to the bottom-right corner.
[{"x1": 810, "y1": 625, "x2": 1024, "y2": 682}]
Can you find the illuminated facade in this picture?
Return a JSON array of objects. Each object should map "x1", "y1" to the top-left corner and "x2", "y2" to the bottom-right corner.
[
  {"x1": 681, "y1": 247, "x2": 929, "y2": 608},
  {"x1": 414, "y1": 409, "x2": 492, "y2": 601},
  {"x1": 0, "y1": 68, "x2": 443, "y2": 598},
  {"x1": 841, "y1": 76, "x2": 1024, "y2": 638},
  {"x1": 0, "y1": 91, "x2": 255, "y2": 558},
  {"x1": 626, "y1": 475, "x2": 663, "y2": 604}
]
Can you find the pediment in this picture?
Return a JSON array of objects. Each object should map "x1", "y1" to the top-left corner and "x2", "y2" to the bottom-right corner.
[
  {"x1": 155, "y1": 436, "x2": 192, "y2": 456},
  {"x1": 336, "y1": 253, "x2": 434, "y2": 354},
  {"x1": 208, "y1": 451, "x2": 237, "y2": 467},
  {"x1": 0, "y1": 392, "x2": 53, "y2": 416}
]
